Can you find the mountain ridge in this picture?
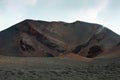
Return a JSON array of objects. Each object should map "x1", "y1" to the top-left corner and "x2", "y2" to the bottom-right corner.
[{"x1": 0, "y1": 19, "x2": 120, "y2": 59}]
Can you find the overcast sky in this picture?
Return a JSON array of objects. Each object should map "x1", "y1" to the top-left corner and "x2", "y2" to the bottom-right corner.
[{"x1": 0, "y1": 0, "x2": 120, "y2": 34}]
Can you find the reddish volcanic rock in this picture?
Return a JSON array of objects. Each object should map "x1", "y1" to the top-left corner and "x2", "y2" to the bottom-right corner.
[{"x1": 0, "y1": 19, "x2": 120, "y2": 58}]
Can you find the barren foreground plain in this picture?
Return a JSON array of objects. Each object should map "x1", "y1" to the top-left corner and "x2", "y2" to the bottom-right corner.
[{"x1": 0, "y1": 56, "x2": 119, "y2": 80}]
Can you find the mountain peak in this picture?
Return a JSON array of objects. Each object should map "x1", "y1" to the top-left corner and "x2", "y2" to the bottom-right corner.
[{"x1": 0, "y1": 19, "x2": 120, "y2": 58}]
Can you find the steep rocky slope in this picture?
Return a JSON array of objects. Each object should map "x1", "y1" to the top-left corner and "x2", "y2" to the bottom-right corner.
[{"x1": 0, "y1": 19, "x2": 120, "y2": 58}]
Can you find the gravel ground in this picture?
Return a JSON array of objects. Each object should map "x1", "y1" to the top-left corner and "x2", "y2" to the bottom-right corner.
[{"x1": 0, "y1": 56, "x2": 119, "y2": 80}]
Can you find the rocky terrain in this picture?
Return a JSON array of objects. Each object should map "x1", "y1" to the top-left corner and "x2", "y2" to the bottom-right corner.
[
  {"x1": 0, "y1": 56, "x2": 119, "y2": 80},
  {"x1": 0, "y1": 19, "x2": 120, "y2": 80},
  {"x1": 0, "y1": 19, "x2": 120, "y2": 58}
]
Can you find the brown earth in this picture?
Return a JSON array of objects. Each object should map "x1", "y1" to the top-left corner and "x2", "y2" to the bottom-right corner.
[
  {"x1": 0, "y1": 56, "x2": 119, "y2": 80},
  {"x1": 0, "y1": 19, "x2": 120, "y2": 80},
  {"x1": 0, "y1": 19, "x2": 120, "y2": 59}
]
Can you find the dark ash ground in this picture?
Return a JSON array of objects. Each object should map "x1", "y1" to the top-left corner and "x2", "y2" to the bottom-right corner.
[{"x1": 0, "y1": 57, "x2": 119, "y2": 80}]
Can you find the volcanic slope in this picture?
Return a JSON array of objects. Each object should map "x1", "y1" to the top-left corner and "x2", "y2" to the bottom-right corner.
[{"x1": 0, "y1": 19, "x2": 120, "y2": 58}]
